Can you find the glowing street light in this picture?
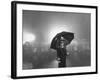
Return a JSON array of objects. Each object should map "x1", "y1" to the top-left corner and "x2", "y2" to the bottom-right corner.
[
  {"x1": 48, "y1": 25, "x2": 70, "y2": 43},
  {"x1": 23, "y1": 32, "x2": 36, "y2": 44}
]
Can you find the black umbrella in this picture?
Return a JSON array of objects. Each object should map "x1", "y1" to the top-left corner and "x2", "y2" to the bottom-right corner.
[{"x1": 50, "y1": 31, "x2": 74, "y2": 50}]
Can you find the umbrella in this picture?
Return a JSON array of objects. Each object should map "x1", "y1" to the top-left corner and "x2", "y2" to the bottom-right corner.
[{"x1": 50, "y1": 31, "x2": 74, "y2": 50}]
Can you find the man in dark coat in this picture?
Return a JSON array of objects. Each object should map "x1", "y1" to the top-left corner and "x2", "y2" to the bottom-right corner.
[
  {"x1": 56, "y1": 36, "x2": 69, "y2": 67},
  {"x1": 50, "y1": 31, "x2": 74, "y2": 68}
]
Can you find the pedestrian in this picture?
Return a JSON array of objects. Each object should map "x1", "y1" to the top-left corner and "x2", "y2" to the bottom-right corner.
[
  {"x1": 50, "y1": 31, "x2": 74, "y2": 68},
  {"x1": 56, "y1": 36, "x2": 69, "y2": 67}
]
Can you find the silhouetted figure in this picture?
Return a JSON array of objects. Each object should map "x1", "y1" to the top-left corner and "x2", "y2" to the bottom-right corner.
[
  {"x1": 56, "y1": 37, "x2": 69, "y2": 67},
  {"x1": 50, "y1": 31, "x2": 74, "y2": 68}
]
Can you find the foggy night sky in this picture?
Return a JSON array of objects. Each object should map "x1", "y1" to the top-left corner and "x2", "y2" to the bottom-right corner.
[{"x1": 23, "y1": 10, "x2": 91, "y2": 46}]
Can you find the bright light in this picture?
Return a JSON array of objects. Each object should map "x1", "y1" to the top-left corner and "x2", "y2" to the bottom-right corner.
[
  {"x1": 48, "y1": 25, "x2": 70, "y2": 43},
  {"x1": 23, "y1": 32, "x2": 36, "y2": 44}
]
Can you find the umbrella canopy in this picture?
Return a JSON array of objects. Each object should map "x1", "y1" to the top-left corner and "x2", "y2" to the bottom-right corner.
[{"x1": 50, "y1": 31, "x2": 74, "y2": 50}]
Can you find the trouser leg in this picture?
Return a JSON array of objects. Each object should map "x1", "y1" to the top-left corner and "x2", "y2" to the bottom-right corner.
[
  {"x1": 57, "y1": 48, "x2": 67, "y2": 68},
  {"x1": 58, "y1": 56, "x2": 66, "y2": 67}
]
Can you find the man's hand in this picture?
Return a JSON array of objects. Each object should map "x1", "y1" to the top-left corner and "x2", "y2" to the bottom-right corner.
[
  {"x1": 66, "y1": 52, "x2": 70, "y2": 56},
  {"x1": 56, "y1": 57, "x2": 60, "y2": 61}
]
